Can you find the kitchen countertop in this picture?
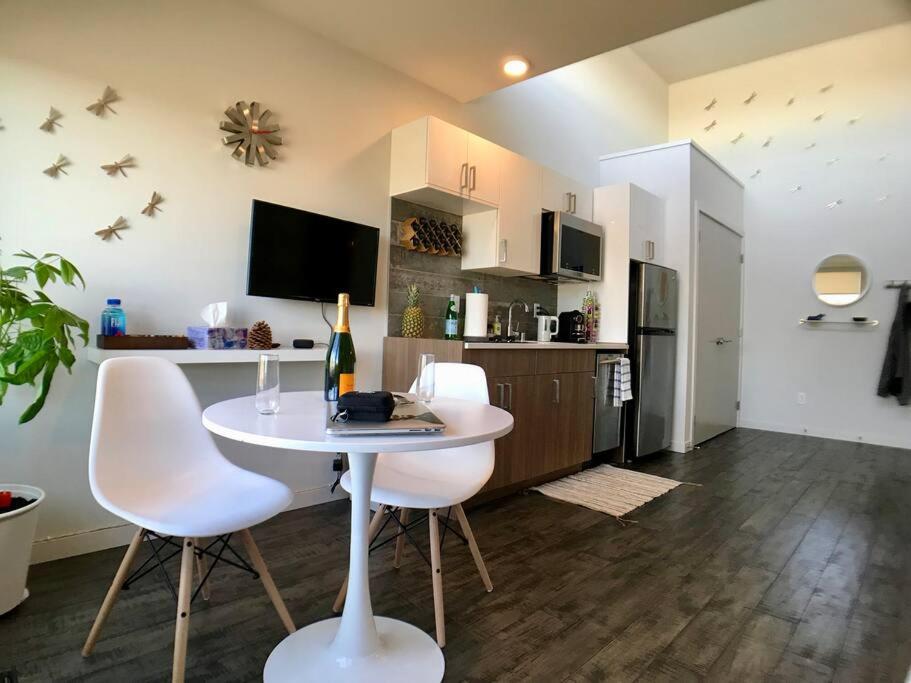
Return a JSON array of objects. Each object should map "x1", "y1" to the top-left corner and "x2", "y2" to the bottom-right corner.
[{"x1": 463, "y1": 341, "x2": 628, "y2": 351}]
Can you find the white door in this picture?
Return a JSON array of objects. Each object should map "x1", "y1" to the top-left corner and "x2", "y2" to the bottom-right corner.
[
  {"x1": 426, "y1": 117, "x2": 468, "y2": 196},
  {"x1": 467, "y1": 133, "x2": 501, "y2": 206},
  {"x1": 693, "y1": 212, "x2": 743, "y2": 445}
]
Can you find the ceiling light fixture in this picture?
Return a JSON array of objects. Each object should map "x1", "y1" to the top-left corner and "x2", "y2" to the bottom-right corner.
[{"x1": 502, "y1": 57, "x2": 529, "y2": 78}]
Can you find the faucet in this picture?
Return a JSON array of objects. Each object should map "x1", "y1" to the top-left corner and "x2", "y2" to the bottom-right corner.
[{"x1": 507, "y1": 300, "x2": 529, "y2": 340}]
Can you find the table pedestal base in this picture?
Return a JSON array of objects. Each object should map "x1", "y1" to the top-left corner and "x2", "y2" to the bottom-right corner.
[{"x1": 264, "y1": 616, "x2": 444, "y2": 682}]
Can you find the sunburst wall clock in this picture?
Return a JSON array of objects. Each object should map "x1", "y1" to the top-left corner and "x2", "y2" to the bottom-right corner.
[{"x1": 219, "y1": 101, "x2": 282, "y2": 167}]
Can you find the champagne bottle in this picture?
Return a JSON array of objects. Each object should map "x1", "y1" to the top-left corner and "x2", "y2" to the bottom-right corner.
[
  {"x1": 324, "y1": 293, "x2": 356, "y2": 401},
  {"x1": 444, "y1": 294, "x2": 458, "y2": 340}
]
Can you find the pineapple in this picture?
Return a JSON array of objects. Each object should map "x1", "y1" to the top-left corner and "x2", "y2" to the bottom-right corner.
[{"x1": 401, "y1": 284, "x2": 424, "y2": 338}]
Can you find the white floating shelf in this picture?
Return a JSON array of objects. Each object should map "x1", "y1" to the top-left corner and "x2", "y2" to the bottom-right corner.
[
  {"x1": 86, "y1": 347, "x2": 326, "y2": 365},
  {"x1": 798, "y1": 319, "x2": 879, "y2": 327}
]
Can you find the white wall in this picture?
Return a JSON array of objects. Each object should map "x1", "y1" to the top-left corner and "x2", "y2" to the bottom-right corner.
[
  {"x1": 0, "y1": 0, "x2": 668, "y2": 561},
  {"x1": 669, "y1": 23, "x2": 911, "y2": 448}
]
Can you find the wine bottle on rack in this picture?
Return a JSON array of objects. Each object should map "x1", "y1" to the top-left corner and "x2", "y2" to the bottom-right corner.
[{"x1": 324, "y1": 293, "x2": 357, "y2": 401}]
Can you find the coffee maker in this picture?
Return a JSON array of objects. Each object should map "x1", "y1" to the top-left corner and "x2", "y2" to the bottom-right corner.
[{"x1": 557, "y1": 310, "x2": 587, "y2": 343}]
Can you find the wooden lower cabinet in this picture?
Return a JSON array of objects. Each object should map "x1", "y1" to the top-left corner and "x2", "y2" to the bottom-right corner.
[{"x1": 382, "y1": 338, "x2": 600, "y2": 500}]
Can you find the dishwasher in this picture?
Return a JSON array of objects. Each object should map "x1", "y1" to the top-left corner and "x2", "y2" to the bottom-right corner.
[{"x1": 593, "y1": 352, "x2": 624, "y2": 458}]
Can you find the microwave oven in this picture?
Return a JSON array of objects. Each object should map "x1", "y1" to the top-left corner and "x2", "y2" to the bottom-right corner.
[{"x1": 539, "y1": 211, "x2": 603, "y2": 282}]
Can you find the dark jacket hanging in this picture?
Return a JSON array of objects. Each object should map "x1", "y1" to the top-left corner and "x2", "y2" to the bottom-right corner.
[{"x1": 877, "y1": 284, "x2": 910, "y2": 405}]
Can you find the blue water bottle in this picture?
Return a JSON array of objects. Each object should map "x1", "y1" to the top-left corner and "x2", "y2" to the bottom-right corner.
[{"x1": 101, "y1": 299, "x2": 127, "y2": 336}]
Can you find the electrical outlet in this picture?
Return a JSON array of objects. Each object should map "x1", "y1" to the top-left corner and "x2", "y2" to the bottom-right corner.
[
  {"x1": 533, "y1": 303, "x2": 542, "y2": 318},
  {"x1": 797, "y1": 392, "x2": 807, "y2": 405},
  {"x1": 332, "y1": 455, "x2": 343, "y2": 472}
]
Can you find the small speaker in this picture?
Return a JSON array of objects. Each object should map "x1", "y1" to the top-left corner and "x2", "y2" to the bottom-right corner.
[{"x1": 293, "y1": 339, "x2": 315, "y2": 349}]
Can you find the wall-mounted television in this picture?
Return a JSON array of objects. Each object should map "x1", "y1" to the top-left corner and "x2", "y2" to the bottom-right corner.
[{"x1": 246, "y1": 199, "x2": 379, "y2": 306}]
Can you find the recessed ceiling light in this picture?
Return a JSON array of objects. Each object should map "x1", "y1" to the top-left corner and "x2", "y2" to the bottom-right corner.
[{"x1": 502, "y1": 57, "x2": 529, "y2": 78}]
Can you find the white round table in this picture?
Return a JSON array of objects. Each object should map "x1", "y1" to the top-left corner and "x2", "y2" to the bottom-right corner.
[{"x1": 202, "y1": 391, "x2": 513, "y2": 682}]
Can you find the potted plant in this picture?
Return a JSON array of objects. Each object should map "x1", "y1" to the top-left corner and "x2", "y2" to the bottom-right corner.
[{"x1": 0, "y1": 250, "x2": 88, "y2": 614}]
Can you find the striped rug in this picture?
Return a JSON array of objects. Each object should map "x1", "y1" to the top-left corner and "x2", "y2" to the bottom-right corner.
[{"x1": 530, "y1": 465, "x2": 683, "y2": 520}]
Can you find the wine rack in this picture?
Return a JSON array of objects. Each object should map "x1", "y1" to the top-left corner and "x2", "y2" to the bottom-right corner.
[{"x1": 399, "y1": 216, "x2": 462, "y2": 256}]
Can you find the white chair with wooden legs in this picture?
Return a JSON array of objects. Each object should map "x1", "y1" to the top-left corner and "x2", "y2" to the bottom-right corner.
[
  {"x1": 332, "y1": 363, "x2": 495, "y2": 647},
  {"x1": 82, "y1": 357, "x2": 296, "y2": 683}
]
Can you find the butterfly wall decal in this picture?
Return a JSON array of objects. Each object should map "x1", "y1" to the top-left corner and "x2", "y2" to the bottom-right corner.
[
  {"x1": 743, "y1": 92, "x2": 757, "y2": 105},
  {"x1": 826, "y1": 199, "x2": 843, "y2": 209},
  {"x1": 43, "y1": 154, "x2": 70, "y2": 177},
  {"x1": 730, "y1": 132, "x2": 744, "y2": 144},
  {"x1": 704, "y1": 98, "x2": 717, "y2": 111},
  {"x1": 749, "y1": 169, "x2": 761, "y2": 179},
  {"x1": 87, "y1": 86, "x2": 119, "y2": 117},
  {"x1": 141, "y1": 191, "x2": 164, "y2": 216},
  {"x1": 703, "y1": 120, "x2": 717, "y2": 132},
  {"x1": 101, "y1": 154, "x2": 134, "y2": 177},
  {"x1": 819, "y1": 83, "x2": 834, "y2": 93},
  {"x1": 847, "y1": 116, "x2": 862, "y2": 125},
  {"x1": 813, "y1": 112, "x2": 825, "y2": 122},
  {"x1": 39, "y1": 107, "x2": 62, "y2": 132},
  {"x1": 786, "y1": 97, "x2": 796, "y2": 106},
  {"x1": 789, "y1": 185, "x2": 802, "y2": 193},
  {"x1": 95, "y1": 216, "x2": 129, "y2": 241},
  {"x1": 805, "y1": 142, "x2": 817, "y2": 150},
  {"x1": 762, "y1": 136, "x2": 773, "y2": 148}
]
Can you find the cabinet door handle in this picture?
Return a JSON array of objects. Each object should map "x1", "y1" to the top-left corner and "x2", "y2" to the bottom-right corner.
[
  {"x1": 565, "y1": 191, "x2": 573, "y2": 212},
  {"x1": 459, "y1": 162, "x2": 469, "y2": 190},
  {"x1": 571, "y1": 193, "x2": 577, "y2": 214},
  {"x1": 552, "y1": 378, "x2": 560, "y2": 404},
  {"x1": 496, "y1": 383, "x2": 504, "y2": 408},
  {"x1": 469, "y1": 165, "x2": 476, "y2": 191},
  {"x1": 505, "y1": 382, "x2": 512, "y2": 412},
  {"x1": 499, "y1": 238, "x2": 508, "y2": 263}
]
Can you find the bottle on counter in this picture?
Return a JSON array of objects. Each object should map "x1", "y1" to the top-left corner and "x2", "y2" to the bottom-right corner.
[
  {"x1": 492, "y1": 314, "x2": 502, "y2": 338},
  {"x1": 324, "y1": 293, "x2": 356, "y2": 401},
  {"x1": 444, "y1": 294, "x2": 459, "y2": 340},
  {"x1": 101, "y1": 298, "x2": 126, "y2": 336},
  {"x1": 582, "y1": 290, "x2": 595, "y2": 343}
]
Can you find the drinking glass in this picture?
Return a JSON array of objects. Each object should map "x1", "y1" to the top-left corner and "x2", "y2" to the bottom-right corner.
[
  {"x1": 417, "y1": 353, "x2": 435, "y2": 402},
  {"x1": 256, "y1": 353, "x2": 281, "y2": 414}
]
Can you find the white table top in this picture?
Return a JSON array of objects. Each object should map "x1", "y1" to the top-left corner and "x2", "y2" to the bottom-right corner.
[{"x1": 202, "y1": 390, "x2": 513, "y2": 453}]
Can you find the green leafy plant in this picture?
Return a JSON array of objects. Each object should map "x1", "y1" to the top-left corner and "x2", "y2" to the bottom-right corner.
[{"x1": 0, "y1": 251, "x2": 88, "y2": 423}]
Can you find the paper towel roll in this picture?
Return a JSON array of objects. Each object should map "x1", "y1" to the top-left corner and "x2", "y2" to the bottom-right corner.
[{"x1": 464, "y1": 293, "x2": 489, "y2": 339}]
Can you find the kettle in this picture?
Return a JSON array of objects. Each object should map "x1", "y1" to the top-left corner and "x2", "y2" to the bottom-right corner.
[{"x1": 536, "y1": 315, "x2": 560, "y2": 342}]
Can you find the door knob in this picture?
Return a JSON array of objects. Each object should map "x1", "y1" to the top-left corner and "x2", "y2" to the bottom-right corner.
[{"x1": 714, "y1": 337, "x2": 733, "y2": 345}]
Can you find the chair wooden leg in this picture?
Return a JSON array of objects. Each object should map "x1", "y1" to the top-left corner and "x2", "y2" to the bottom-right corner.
[
  {"x1": 193, "y1": 538, "x2": 210, "y2": 601},
  {"x1": 82, "y1": 527, "x2": 146, "y2": 657},
  {"x1": 172, "y1": 538, "x2": 195, "y2": 683},
  {"x1": 428, "y1": 508, "x2": 446, "y2": 648},
  {"x1": 393, "y1": 507, "x2": 410, "y2": 568},
  {"x1": 238, "y1": 528, "x2": 296, "y2": 634},
  {"x1": 332, "y1": 504, "x2": 387, "y2": 613},
  {"x1": 454, "y1": 504, "x2": 493, "y2": 592}
]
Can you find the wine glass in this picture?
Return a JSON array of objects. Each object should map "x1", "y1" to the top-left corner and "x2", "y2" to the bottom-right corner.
[
  {"x1": 417, "y1": 353, "x2": 435, "y2": 402},
  {"x1": 256, "y1": 353, "x2": 280, "y2": 414}
]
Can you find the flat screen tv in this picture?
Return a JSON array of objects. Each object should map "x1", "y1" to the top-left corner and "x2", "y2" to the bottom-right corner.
[{"x1": 246, "y1": 200, "x2": 379, "y2": 306}]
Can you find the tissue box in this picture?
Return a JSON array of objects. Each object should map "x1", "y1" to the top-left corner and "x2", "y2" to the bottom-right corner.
[{"x1": 186, "y1": 327, "x2": 248, "y2": 350}]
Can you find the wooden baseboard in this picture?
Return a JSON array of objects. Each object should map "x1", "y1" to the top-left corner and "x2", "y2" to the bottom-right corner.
[{"x1": 30, "y1": 483, "x2": 348, "y2": 565}]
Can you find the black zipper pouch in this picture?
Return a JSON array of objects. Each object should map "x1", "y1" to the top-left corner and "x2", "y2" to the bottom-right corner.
[{"x1": 333, "y1": 391, "x2": 396, "y2": 422}]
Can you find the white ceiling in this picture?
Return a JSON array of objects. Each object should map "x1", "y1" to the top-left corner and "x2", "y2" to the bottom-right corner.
[
  {"x1": 255, "y1": 0, "x2": 756, "y2": 102},
  {"x1": 631, "y1": 0, "x2": 911, "y2": 84}
]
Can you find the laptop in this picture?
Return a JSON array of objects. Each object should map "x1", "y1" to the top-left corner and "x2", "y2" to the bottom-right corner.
[{"x1": 325, "y1": 396, "x2": 445, "y2": 436}]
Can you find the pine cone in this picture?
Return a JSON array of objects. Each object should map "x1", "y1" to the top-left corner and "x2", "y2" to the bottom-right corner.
[{"x1": 248, "y1": 320, "x2": 273, "y2": 350}]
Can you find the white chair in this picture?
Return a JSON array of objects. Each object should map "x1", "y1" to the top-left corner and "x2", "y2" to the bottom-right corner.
[
  {"x1": 332, "y1": 363, "x2": 495, "y2": 647},
  {"x1": 82, "y1": 357, "x2": 295, "y2": 682}
]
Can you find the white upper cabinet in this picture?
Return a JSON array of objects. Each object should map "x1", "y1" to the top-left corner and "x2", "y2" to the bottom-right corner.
[
  {"x1": 425, "y1": 117, "x2": 469, "y2": 197},
  {"x1": 390, "y1": 116, "x2": 501, "y2": 212},
  {"x1": 542, "y1": 168, "x2": 593, "y2": 221},
  {"x1": 628, "y1": 184, "x2": 665, "y2": 264},
  {"x1": 461, "y1": 151, "x2": 541, "y2": 276}
]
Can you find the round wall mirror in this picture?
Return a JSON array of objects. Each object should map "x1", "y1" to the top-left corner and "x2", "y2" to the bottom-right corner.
[{"x1": 813, "y1": 254, "x2": 870, "y2": 306}]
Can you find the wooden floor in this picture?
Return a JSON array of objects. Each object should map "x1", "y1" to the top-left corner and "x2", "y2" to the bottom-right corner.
[{"x1": 2, "y1": 428, "x2": 910, "y2": 682}]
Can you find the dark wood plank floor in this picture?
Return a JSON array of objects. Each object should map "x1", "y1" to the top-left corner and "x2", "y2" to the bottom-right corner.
[{"x1": 2, "y1": 429, "x2": 910, "y2": 682}]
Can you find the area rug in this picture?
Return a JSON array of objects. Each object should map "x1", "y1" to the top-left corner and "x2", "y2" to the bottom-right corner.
[{"x1": 530, "y1": 465, "x2": 685, "y2": 522}]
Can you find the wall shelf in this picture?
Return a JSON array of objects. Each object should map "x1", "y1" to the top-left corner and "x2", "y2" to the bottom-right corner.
[
  {"x1": 86, "y1": 347, "x2": 326, "y2": 365},
  {"x1": 798, "y1": 319, "x2": 879, "y2": 327}
]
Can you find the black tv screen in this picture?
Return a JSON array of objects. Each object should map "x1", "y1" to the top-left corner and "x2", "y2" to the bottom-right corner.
[{"x1": 246, "y1": 200, "x2": 379, "y2": 306}]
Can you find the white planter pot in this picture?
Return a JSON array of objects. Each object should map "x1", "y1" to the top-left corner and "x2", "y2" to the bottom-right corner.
[{"x1": 0, "y1": 484, "x2": 44, "y2": 615}]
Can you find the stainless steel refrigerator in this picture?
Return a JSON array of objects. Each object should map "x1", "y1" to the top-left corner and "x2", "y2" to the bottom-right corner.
[{"x1": 624, "y1": 262, "x2": 678, "y2": 460}]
